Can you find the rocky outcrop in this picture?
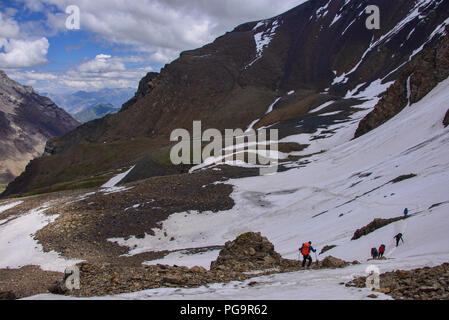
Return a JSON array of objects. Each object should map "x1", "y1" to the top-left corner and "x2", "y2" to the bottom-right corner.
[
  {"x1": 319, "y1": 245, "x2": 337, "y2": 255},
  {"x1": 346, "y1": 263, "x2": 449, "y2": 300},
  {"x1": 355, "y1": 28, "x2": 449, "y2": 138},
  {"x1": 0, "y1": 70, "x2": 79, "y2": 186},
  {"x1": 320, "y1": 256, "x2": 350, "y2": 269},
  {"x1": 210, "y1": 232, "x2": 287, "y2": 272},
  {"x1": 351, "y1": 217, "x2": 406, "y2": 240},
  {"x1": 121, "y1": 72, "x2": 159, "y2": 111}
]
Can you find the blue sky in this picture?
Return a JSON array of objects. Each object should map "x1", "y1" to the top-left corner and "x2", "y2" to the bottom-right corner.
[{"x1": 0, "y1": 0, "x2": 303, "y2": 94}]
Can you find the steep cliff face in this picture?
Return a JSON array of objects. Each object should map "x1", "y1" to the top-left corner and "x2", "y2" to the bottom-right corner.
[
  {"x1": 0, "y1": 70, "x2": 79, "y2": 185},
  {"x1": 4, "y1": 0, "x2": 449, "y2": 196},
  {"x1": 355, "y1": 28, "x2": 449, "y2": 138}
]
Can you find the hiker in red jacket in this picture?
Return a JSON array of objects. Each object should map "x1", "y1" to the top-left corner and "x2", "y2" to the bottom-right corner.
[
  {"x1": 299, "y1": 241, "x2": 316, "y2": 268},
  {"x1": 378, "y1": 244, "x2": 386, "y2": 258}
]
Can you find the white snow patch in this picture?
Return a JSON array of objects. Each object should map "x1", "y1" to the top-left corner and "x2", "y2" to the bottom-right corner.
[
  {"x1": 101, "y1": 166, "x2": 135, "y2": 189},
  {"x1": 345, "y1": 79, "x2": 394, "y2": 99},
  {"x1": 265, "y1": 97, "x2": 281, "y2": 115},
  {"x1": 0, "y1": 201, "x2": 23, "y2": 215},
  {"x1": 0, "y1": 203, "x2": 83, "y2": 272},
  {"x1": 245, "y1": 20, "x2": 280, "y2": 69},
  {"x1": 309, "y1": 101, "x2": 335, "y2": 114},
  {"x1": 144, "y1": 249, "x2": 220, "y2": 269}
]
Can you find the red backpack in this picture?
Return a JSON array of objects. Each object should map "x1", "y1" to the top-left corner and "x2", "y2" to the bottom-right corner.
[{"x1": 301, "y1": 243, "x2": 310, "y2": 256}]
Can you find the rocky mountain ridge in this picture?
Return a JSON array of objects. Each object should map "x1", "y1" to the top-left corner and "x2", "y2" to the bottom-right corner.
[{"x1": 0, "y1": 70, "x2": 79, "y2": 185}]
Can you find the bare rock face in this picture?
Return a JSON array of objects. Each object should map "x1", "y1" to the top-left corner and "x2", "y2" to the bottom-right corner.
[
  {"x1": 355, "y1": 29, "x2": 449, "y2": 138},
  {"x1": 0, "y1": 70, "x2": 79, "y2": 186},
  {"x1": 121, "y1": 72, "x2": 159, "y2": 111}
]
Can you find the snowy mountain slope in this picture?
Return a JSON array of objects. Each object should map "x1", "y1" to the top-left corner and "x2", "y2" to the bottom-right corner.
[{"x1": 108, "y1": 75, "x2": 449, "y2": 278}]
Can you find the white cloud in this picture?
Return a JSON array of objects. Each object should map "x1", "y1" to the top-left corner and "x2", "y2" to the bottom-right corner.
[
  {"x1": 16, "y1": 0, "x2": 305, "y2": 63},
  {"x1": 77, "y1": 54, "x2": 126, "y2": 73},
  {"x1": 0, "y1": 37, "x2": 49, "y2": 68},
  {"x1": 0, "y1": 12, "x2": 20, "y2": 38},
  {"x1": 10, "y1": 70, "x2": 57, "y2": 81},
  {"x1": 8, "y1": 54, "x2": 153, "y2": 93}
]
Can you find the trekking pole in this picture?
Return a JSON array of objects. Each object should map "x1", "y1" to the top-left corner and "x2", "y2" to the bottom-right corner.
[{"x1": 314, "y1": 251, "x2": 319, "y2": 267}]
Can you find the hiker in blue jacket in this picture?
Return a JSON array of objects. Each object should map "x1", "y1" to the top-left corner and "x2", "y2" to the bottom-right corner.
[
  {"x1": 300, "y1": 241, "x2": 316, "y2": 268},
  {"x1": 404, "y1": 208, "x2": 409, "y2": 217}
]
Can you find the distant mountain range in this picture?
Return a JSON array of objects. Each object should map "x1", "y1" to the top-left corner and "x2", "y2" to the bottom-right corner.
[
  {"x1": 73, "y1": 103, "x2": 120, "y2": 123},
  {"x1": 42, "y1": 88, "x2": 135, "y2": 115}
]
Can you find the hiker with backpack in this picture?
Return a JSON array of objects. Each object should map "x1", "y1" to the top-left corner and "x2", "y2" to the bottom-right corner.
[
  {"x1": 378, "y1": 244, "x2": 386, "y2": 258},
  {"x1": 404, "y1": 208, "x2": 409, "y2": 217},
  {"x1": 394, "y1": 233, "x2": 404, "y2": 247},
  {"x1": 371, "y1": 247, "x2": 379, "y2": 259},
  {"x1": 299, "y1": 241, "x2": 316, "y2": 268}
]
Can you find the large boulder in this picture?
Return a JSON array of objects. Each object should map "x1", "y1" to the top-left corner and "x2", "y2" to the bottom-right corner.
[
  {"x1": 210, "y1": 232, "x2": 283, "y2": 272},
  {"x1": 320, "y1": 256, "x2": 349, "y2": 269}
]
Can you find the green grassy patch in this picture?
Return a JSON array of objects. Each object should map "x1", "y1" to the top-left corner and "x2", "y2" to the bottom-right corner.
[
  {"x1": 236, "y1": 232, "x2": 253, "y2": 242},
  {"x1": 20, "y1": 137, "x2": 160, "y2": 196}
]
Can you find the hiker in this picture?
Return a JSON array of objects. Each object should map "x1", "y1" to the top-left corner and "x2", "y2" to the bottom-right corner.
[
  {"x1": 299, "y1": 241, "x2": 316, "y2": 268},
  {"x1": 394, "y1": 233, "x2": 404, "y2": 247},
  {"x1": 378, "y1": 244, "x2": 386, "y2": 258},
  {"x1": 404, "y1": 208, "x2": 409, "y2": 217},
  {"x1": 371, "y1": 247, "x2": 379, "y2": 259}
]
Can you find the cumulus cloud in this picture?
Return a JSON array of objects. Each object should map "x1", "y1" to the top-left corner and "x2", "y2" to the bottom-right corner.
[
  {"x1": 0, "y1": 37, "x2": 49, "y2": 68},
  {"x1": 0, "y1": 10, "x2": 51, "y2": 69},
  {"x1": 10, "y1": 70, "x2": 57, "y2": 81},
  {"x1": 77, "y1": 54, "x2": 126, "y2": 73},
  {"x1": 18, "y1": 0, "x2": 304, "y2": 63},
  {"x1": 8, "y1": 53, "x2": 152, "y2": 93},
  {"x1": 0, "y1": 12, "x2": 20, "y2": 38}
]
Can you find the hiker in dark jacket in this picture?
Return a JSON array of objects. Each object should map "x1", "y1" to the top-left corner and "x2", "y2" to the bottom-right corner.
[
  {"x1": 299, "y1": 241, "x2": 316, "y2": 268},
  {"x1": 371, "y1": 247, "x2": 379, "y2": 259},
  {"x1": 378, "y1": 244, "x2": 386, "y2": 258},
  {"x1": 394, "y1": 233, "x2": 404, "y2": 247}
]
